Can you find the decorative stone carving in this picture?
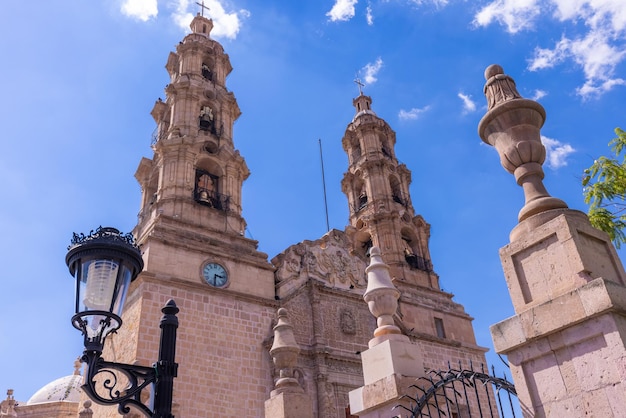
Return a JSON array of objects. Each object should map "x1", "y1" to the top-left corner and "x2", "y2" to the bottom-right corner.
[
  {"x1": 340, "y1": 308, "x2": 357, "y2": 335},
  {"x1": 269, "y1": 308, "x2": 303, "y2": 394},
  {"x1": 323, "y1": 382, "x2": 337, "y2": 417},
  {"x1": 483, "y1": 65, "x2": 522, "y2": 110},
  {"x1": 363, "y1": 246, "x2": 405, "y2": 348},
  {"x1": 478, "y1": 64, "x2": 567, "y2": 222},
  {"x1": 275, "y1": 248, "x2": 302, "y2": 282},
  {"x1": 272, "y1": 230, "x2": 367, "y2": 290}
]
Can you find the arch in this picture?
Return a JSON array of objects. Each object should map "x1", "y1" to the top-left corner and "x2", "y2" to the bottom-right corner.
[
  {"x1": 389, "y1": 175, "x2": 405, "y2": 206},
  {"x1": 380, "y1": 135, "x2": 392, "y2": 158},
  {"x1": 401, "y1": 227, "x2": 431, "y2": 272},
  {"x1": 349, "y1": 134, "x2": 362, "y2": 163},
  {"x1": 193, "y1": 157, "x2": 228, "y2": 211},
  {"x1": 353, "y1": 230, "x2": 372, "y2": 259},
  {"x1": 354, "y1": 178, "x2": 367, "y2": 212},
  {"x1": 201, "y1": 61, "x2": 213, "y2": 80},
  {"x1": 198, "y1": 104, "x2": 216, "y2": 133}
]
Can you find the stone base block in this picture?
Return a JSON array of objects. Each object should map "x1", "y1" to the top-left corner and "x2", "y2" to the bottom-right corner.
[
  {"x1": 491, "y1": 277, "x2": 626, "y2": 353},
  {"x1": 264, "y1": 391, "x2": 313, "y2": 418},
  {"x1": 502, "y1": 209, "x2": 626, "y2": 313},
  {"x1": 349, "y1": 373, "x2": 417, "y2": 417},
  {"x1": 361, "y1": 337, "x2": 424, "y2": 385},
  {"x1": 494, "y1": 311, "x2": 626, "y2": 417}
]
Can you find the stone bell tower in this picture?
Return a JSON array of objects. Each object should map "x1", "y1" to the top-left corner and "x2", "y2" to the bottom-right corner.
[
  {"x1": 341, "y1": 92, "x2": 437, "y2": 289},
  {"x1": 133, "y1": 13, "x2": 274, "y2": 299},
  {"x1": 89, "y1": 13, "x2": 277, "y2": 418}
]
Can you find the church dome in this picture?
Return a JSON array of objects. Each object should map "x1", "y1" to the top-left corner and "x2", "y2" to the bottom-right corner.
[{"x1": 26, "y1": 361, "x2": 83, "y2": 405}]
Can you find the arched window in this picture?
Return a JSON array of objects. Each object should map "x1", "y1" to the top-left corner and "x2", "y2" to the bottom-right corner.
[
  {"x1": 194, "y1": 169, "x2": 228, "y2": 211},
  {"x1": 402, "y1": 230, "x2": 432, "y2": 272},
  {"x1": 390, "y1": 176, "x2": 404, "y2": 206},
  {"x1": 199, "y1": 105, "x2": 215, "y2": 133},
  {"x1": 201, "y1": 63, "x2": 212, "y2": 80},
  {"x1": 381, "y1": 138, "x2": 392, "y2": 158},
  {"x1": 356, "y1": 181, "x2": 367, "y2": 212}
]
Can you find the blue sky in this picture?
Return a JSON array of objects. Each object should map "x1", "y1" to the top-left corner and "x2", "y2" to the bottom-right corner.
[{"x1": 1, "y1": 0, "x2": 625, "y2": 403}]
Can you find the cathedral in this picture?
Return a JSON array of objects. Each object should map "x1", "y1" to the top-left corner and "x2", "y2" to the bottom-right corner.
[{"x1": 3, "y1": 13, "x2": 489, "y2": 418}]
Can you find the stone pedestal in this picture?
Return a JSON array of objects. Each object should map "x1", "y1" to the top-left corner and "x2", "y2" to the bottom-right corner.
[
  {"x1": 491, "y1": 209, "x2": 626, "y2": 416},
  {"x1": 264, "y1": 391, "x2": 313, "y2": 418},
  {"x1": 349, "y1": 337, "x2": 424, "y2": 417}
]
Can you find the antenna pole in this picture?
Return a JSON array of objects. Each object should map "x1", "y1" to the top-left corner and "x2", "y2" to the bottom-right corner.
[{"x1": 319, "y1": 139, "x2": 330, "y2": 232}]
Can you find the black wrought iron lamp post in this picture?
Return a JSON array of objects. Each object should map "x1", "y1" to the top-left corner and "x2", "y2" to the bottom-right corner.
[{"x1": 66, "y1": 226, "x2": 179, "y2": 418}]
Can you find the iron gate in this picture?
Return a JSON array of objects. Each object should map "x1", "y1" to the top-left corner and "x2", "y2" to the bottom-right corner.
[{"x1": 395, "y1": 362, "x2": 518, "y2": 418}]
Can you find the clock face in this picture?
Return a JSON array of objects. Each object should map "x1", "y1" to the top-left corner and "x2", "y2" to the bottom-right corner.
[{"x1": 202, "y1": 262, "x2": 228, "y2": 287}]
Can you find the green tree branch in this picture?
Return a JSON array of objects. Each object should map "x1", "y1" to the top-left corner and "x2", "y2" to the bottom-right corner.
[{"x1": 583, "y1": 127, "x2": 626, "y2": 248}]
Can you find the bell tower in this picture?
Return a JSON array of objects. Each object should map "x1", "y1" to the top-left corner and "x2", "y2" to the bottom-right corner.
[
  {"x1": 133, "y1": 13, "x2": 274, "y2": 299},
  {"x1": 342, "y1": 93, "x2": 438, "y2": 289},
  {"x1": 89, "y1": 13, "x2": 279, "y2": 418}
]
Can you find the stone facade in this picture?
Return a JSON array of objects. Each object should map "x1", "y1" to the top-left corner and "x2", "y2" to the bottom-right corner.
[
  {"x1": 83, "y1": 14, "x2": 488, "y2": 418},
  {"x1": 7, "y1": 14, "x2": 488, "y2": 418}
]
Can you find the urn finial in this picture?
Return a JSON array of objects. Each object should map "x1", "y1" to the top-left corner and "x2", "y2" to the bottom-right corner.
[
  {"x1": 269, "y1": 308, "x2": 303, "y2": 394},
  {"x1": 478, "y1": 65, "x2": 567, "y2": 222},
  {"x1": 363, "y1": 247, "x2": 407, "y2": 348}
]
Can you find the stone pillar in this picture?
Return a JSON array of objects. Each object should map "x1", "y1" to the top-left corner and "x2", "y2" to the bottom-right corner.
[
  {"x1": 348, "y1": 247, "x2": 424, "y2": 417},
  {"x1": 265, "y1": 308, "x2": 313, "y2": 418},
  {"x1": 0, "y1": 389, "x2": 17, "y2": 417},
  {"x1": 479, "y1": 64, "x2": 626, "y2": 417},
  {"x1": 78, "y1": 400, "x2": 93, "y2": 418}
]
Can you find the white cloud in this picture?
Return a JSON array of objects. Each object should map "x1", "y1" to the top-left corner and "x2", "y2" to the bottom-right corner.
[
  {"x1": 409, "y1": 0, "x2": 450, "y2": 6},
  {"x1": 398, "y1": 106, "x2": 431, "y2": 120},
  {"x1": 171, "y1": 0, "x2": 247, "y2": 39},
  {"x1": 361, "y1": 58, "x2": 383, "y2": 84},
  {"x1": 476, "y1": 0, "x2": 626, "y2": 98},
  {"x1": 366, "y1": 4, "x2": 374, "y2": 25},
  {"x1": 531, "y1": 89, "x2": 547, "y2": 100},
  {"x1": 528, "y1": 37, "x2": 570, "y2": 71},
  {"x1": 121, "y1": 0, "x2": 158, "y2": 21},
  {"x1": 529, "y1": 29, "x2": 626, "y2": 99},
  {"x1": 473, "y1": 0, "x2": 540, "y2": 34},
  {"x1": 457, "y1": 92, "x2": 477, "y2": 113},
  {"x1": 541, "y1": 136, "x2": 576, "y2": 169},
  {"x1": 552, "y1": 0, "x2": 626, "y2": 33},
  {"x1": 577, "y1": 77, "x2": 626, "y2": 97},
  {"x1": 327, "y1": 0, "x2": 358, "y2": 22}
]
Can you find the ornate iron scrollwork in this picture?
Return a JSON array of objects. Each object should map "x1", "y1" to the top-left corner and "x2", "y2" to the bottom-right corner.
[
  {"x1": 81, "y1": 350, "x2": 157, "y2": 417},
  {"x1": 76, "y1": 300, "x2": 179, "y2": 418}
]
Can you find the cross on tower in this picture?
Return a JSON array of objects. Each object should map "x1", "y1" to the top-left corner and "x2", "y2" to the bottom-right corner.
[
  {"x1": 354, "y1": 77, "x2": 365, "y2": 96},
  {"x1": 196, "y1": 1, "x2": 210, "y2": 17}
]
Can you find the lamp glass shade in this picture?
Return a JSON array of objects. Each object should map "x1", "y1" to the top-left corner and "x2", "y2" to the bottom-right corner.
[
  {"x1": 78, "y1": 258, "x2": 132, "y2": 315},
  {"x1": 67, "y1": 227, "x2": 143, "y2": 345},
  {"x1": 74, "y1": 256, "x2": 132, "y2": 341}
]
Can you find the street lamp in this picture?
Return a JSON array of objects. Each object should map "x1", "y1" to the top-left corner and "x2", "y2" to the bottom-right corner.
[{"x1": 66, "y1": 226, "x2": 179, "y2": 418}]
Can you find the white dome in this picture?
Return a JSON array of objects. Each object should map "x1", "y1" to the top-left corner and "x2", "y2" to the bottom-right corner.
[{"x1": 27, "y1": 374, "x2": 83, "y2": 405}]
